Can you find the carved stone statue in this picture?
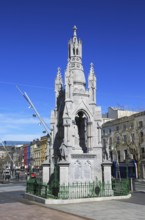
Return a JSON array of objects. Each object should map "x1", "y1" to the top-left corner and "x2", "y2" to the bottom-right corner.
[
  {"x1": 102, "y1": 139, "x2": 110, "y2": 161},
  {"x1": 103, "y1": 147, "x2": 109, "y2": 161},
  {"x1": 59, "y1": 141, "x2": 68, "y2": 161}
]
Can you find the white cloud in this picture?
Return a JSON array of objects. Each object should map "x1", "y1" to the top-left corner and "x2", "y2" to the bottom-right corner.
[
  {"x1": 0, "y1": 112, "x2": 50, "y2": 141},
  {"x1": 0, "y1": 114, "x2": 38, "y2": 124},
  {"x1": 0, "y1": 113, "x2": 49, "y2": 125},
  {"x1": 1, "y1": 133, "x2": 43, "y2": 141}
]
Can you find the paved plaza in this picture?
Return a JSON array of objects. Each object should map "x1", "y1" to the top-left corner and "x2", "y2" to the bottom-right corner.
[
  {"x1": 47, "y1": 194, "x2": 145, "y2": 220},
  {"x1": 0, "y1": 183, "x2": 145, "y2": 220}
]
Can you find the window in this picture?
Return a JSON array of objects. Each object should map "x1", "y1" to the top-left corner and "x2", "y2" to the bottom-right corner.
[
  {"x1": 140, "y1": 131, "x2": 144, "y2": 143},
  {"x1": 109, "y1": 128, "x2": 112, "y2": 134},
  {"x1": 131, "y1": 133, "x2": 135, "y2": 144},
  {"x1": 123, "y1": 135, "x2": 127, "y2": 143},
  {"x1": 139, "y1": 121, "x2": 143, "y2": 128},
  {"x1": 123, "y1": 124, "x2": 126, "y2": 131},
  {"x1": 141, "y1": 148, "x2": 145, "y2": 153},
  {"x1": 117, "y1": 136, "x2": 120, "y2": 145},
  {"x1": 109, "y1": 137, "x2": 112, "y2": 146},
  {"x1": 131, "y1": 123, "x2": 134, "y2": 129},
  {"x1": 124, "y1": 149, "x2": 128, "y2": 160},
  {"x1": 116, "y1": 126, "x2": 119, "y2": 131}
]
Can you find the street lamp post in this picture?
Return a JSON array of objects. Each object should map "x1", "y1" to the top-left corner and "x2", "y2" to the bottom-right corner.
[{"x1": 17, "y1": 86, "x2": 53, "y2": 176}]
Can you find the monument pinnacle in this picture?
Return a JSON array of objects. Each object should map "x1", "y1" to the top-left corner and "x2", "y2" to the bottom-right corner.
[{"x1": 73, "y1": 25, "x2": 77, "y2": 38}]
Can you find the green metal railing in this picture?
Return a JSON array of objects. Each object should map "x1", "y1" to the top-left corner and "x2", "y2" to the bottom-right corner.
[
  {"x1": 26, "y1": 178, "x2": 47, "y2": 198},
  {"x1": 58, "y1": 181, "x2": 113, "y2": 199},
  {"x1": 112, "y1": 179, "x2": 129, "y2": 196},
  {"x1": 26, "y1": 178, "x2": 58, "y2": 198},
  {"x1": 26, "y1": 178, "x2": 129, "y2": 199}
]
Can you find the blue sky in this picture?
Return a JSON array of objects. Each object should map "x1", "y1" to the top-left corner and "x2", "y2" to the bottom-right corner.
[{"x1": 0, "y1": 0, "x2": 145, "y2": 141}]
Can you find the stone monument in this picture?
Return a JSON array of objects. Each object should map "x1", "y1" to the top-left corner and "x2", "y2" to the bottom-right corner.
[{"x1": 43, "y1": 26, "x2": 112, "y2": 193}]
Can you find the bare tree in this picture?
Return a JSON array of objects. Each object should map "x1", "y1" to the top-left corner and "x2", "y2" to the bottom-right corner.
[
  {"x1": 0, "y1": 154, "x2": 11, "y2": 170},
  {"x1": 107, "y1": 125, "x2": 144, "y2": 178}
]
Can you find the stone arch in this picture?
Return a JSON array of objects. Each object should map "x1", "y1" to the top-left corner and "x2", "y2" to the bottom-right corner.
[
  {"x1": 74, "y1": 109, "x2": 90, "y2": 153},
  {"x1": 75, "y1": 109, "x2": 91, "y2": 121}
]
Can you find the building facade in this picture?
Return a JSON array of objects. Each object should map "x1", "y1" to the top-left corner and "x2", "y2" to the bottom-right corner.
[
  {"x1": 40, "y1": 135, "x2": 48, "y2": 165},
  {"x1": 102, "y1": 111, "x2": 145, "y2": 179},
  {"x1": 103, "y1": 107, "x2": 137, "y2": 120}
]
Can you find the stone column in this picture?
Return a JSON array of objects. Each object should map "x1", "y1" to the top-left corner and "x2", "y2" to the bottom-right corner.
[
  {"x1": 87, "y1": 122, "x2": 92, "y2": 151},
  {"x1": 102, "y1": 161, "x2": 112, "y2": 184},
  {"x1": 42, "y1": 160, "x2": 50, "y2": 184},
  {"x1": 58, "y1": 161, "x2": 70, "y2": 185},
  {"x1": 102, "y1": 161, "x2": 114, "y2": 196}
]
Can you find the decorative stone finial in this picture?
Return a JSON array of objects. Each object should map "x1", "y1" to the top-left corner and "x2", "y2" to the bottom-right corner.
[
  {"x1": 56, "y1": 67, "x2": 62, "y2": 82},
  {"x1": 90, "y1": 62, "x2": 94, "y2": 68},
  {"x1": 73, "y1": 25, "x2": 77, "y2": 37},
  {"x1": 55, "y1": 67, "x2": 63, "y2": 91},
  {"x1": 57, "y1": 67, "x2": 61, "y2": 73},
  {"x1": 57, "y1": 67, "x2": 61, "y2": 77},
  {"x1": 90, "y1": 62, "x2": 94, "y2": 75}
]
